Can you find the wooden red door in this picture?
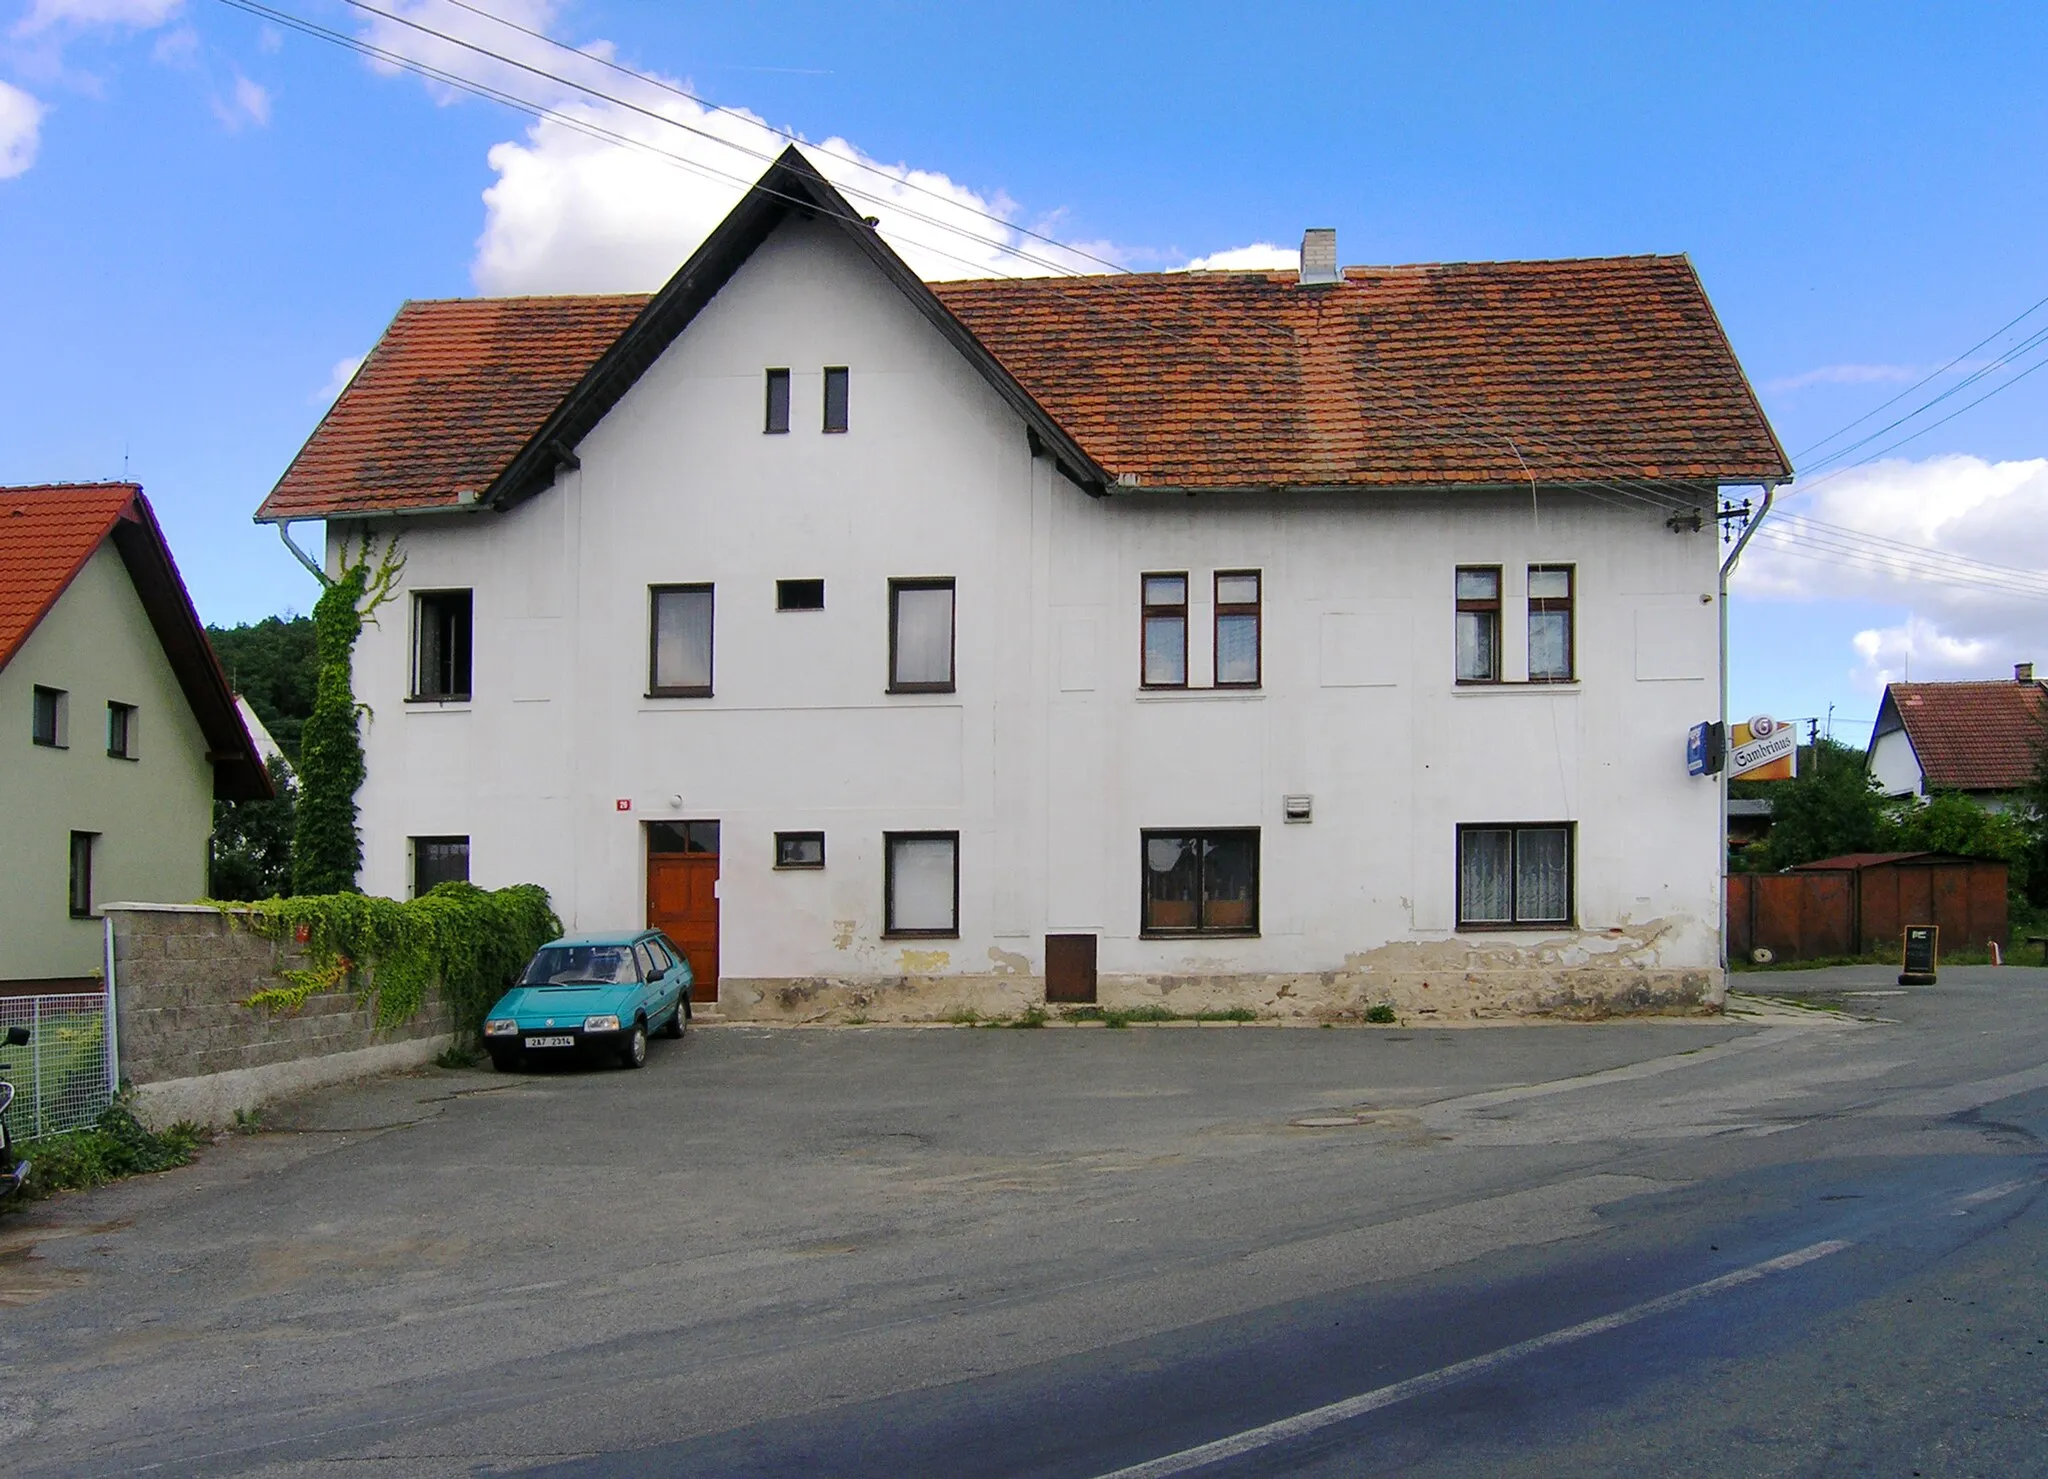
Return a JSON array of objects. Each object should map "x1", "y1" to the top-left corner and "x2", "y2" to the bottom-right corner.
[{"x1": 648, "y1": 825, "x2": 719, "y2": 1002}]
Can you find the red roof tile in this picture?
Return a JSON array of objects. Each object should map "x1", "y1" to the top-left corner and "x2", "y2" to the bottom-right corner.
[
  {"x1": 0, "y1": 482, "x2": 140, "y2": 672},
  {"x1": 258, "y1": 295, "x2": 651, "y2": 521},
  {"x1": 1880, "y1": 680, "x2": 2048, "y2": 793}
]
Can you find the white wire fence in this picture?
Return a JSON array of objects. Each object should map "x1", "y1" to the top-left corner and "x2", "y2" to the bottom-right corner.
[{"x1": 0, "y1": 992, "x2": 118, "y2": 1141}]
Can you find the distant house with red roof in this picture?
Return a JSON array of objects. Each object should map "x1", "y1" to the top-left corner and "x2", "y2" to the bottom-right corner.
[
  {"x1": 1867, "y1": 667, "x2": 2048, "y2": 812},
  {"x1": 1, "y1": 483, "x2": 268, "y2": 990},
  {"x1": 252, "y1": 147, "x2": 1788, "y2": 1021}
]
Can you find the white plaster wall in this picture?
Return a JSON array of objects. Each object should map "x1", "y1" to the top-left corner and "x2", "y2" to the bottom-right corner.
[
  {"x1": 1868, "y1": 726, "x2": 1924, "y2": 799},
  {"x1": 337, "y1": 213, "x2": 1729, "y2": 994}
]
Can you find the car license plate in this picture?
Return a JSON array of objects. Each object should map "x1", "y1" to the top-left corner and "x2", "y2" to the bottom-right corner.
[{"x1": 525, "y1": 1035, "x2": 575, "y2": 1048}]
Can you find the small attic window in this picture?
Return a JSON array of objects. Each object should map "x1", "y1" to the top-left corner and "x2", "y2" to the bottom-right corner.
[
  {"x1": 764, "y1": 368, "x2": 791, "y2": 434},
  {"x1": 823, "y1": 367, "x2": 849, "y2": 433}
]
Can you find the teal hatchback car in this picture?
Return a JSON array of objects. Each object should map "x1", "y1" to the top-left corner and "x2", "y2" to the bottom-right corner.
[{"x1": 483, "y1": 930, "x2": 693, "y2": 1072}]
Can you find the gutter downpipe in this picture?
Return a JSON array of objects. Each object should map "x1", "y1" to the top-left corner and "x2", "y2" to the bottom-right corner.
[
  {"x1": 1717, "y1": 480, "x2": 1780, "y2": 987},
  {"x1": 276, "y1": 519, "x2": 331, "y2": 588},
  {"x1": 102, "y1": 913, "x2": 120, "y2": 1101}
]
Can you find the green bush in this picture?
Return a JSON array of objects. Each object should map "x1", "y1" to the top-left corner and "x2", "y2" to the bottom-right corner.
[{"x1": 20, "y1": 1099, "x2": 204, "y2": 1197}]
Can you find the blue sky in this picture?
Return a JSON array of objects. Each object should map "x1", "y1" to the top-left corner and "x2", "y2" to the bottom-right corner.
[{"x1": 4, "y1": 0, "x2": 2046, "y2": 745}]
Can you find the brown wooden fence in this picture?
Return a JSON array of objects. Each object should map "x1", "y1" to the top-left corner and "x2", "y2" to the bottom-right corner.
[{"x1": 1728, "y1": 853, "x2": 2008, "y2": 963}]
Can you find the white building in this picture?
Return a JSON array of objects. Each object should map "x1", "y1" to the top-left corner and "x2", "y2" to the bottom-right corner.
[{"x1": 258, "y1": 149, "x2": 1789, "y2": 1021}]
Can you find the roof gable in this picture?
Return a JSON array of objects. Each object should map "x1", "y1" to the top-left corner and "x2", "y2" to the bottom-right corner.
[
  {"x1": 0, "y1": 483, "x2": 270, "y2": 800},
  {"x1": 1873, "y1": 680, "x2": 2048, "y2": 793}
]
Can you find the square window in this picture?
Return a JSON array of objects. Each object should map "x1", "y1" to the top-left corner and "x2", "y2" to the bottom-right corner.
[
  {"x1": 411, "y1": 836, "x2": 470, "y2": 897},
  {"x1": 823, "y1": 366, "x2": 849, "y2": 433},
  {"x1": 764, "y1": 368, "x2": 790, "y2": 434},
  {"x1": 1454, "y1": 566, "x2": 1501, "y2": 684},
  {"x1": 32, "y1": 685, "x2": 66, "y2": 748},
  {"x1": 68, "y1": 831, "x2": 96, "y2": 918},
  {"x1": 650, "y1": 585, "x2": 714, "y2": 696},
  {"x1": 1142, "y1": 573, "x2": 1188, "y2": 687},
  {"x1": 1214, "y1": 570, "x2": 1261, "y2": 687},
  {"x1": 776, "y1": 578, "x2": 825, "y2": 612},
  {"x1": 412, "y1": 591, "x2": 473, "y2": 701},
  {"x1": 1457, "y1": 823, "x2": 1573, "y2": 927},
  {"x1": 107, "y1": 701, "x2": 137, "y2": 759},
  {"x1": 1141, "y1": 829, "x2": 1259, "y2": 935},
  {"x1": 775, "y1": 831, "x2": 825, "y2": 869},
  {"x1": 1528, "y1": 565, "x2": 1574, "y2": 682},
  {"x1": 885, "y1": 832, "x2": 957, "y2": 936},
  {"x1": 889, "y1": 578, "x2": 955, "y2": 692}
]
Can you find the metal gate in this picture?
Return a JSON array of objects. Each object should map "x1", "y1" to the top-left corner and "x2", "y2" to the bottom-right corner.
[{"x1": 0, "y1": 990, "x2": 118, "y2": 1140}]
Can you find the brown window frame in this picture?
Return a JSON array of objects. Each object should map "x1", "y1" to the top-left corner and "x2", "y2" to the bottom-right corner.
[
  {"x1": 888, "y1": 578, "x2": 956, "y2": 694},
  {"x1": 1454, "y1": 565, "x2": 1502, "y2": 685},
  {"x1": 1140, "y1": 828, "x2": 1261, "y2": 938},
  {"x1": 764, "y1": 368, "x2": 791, "y2": 434},
  {"x1": 883, "y1": 830, "x2": 960, "y2": 938},
  {"x1": 1527, "y1": 564, "x2": 1576, "y2": 683},
  {"x1": 648, "y1": 583, "x2": 715, "y2": 698},
  {"x1": 410, "y1": 589, "x2": 474, "y2": 702},
  {"x1": 68, "y1": 830, "x2": 97, "y2": 919},
  {"x1": 1455, "y1": 822, "x2": 1575, "y2": 929},
  {"x1": 823, "y1": 366, "x2": 850, "y2": 433},
  {"x1": 32, "y1": 685, "x2": 66, "y2": 748},
  {"x1": 1141, "y1": 572, "x2": 1189, "y2": 689},
  {"x1": 107, "y1": 701, "x2": 137, "y2": 760},
  {"x1": 774, "y1": 831, "x2": 826, "y2": 869},
  {"x1": 1213, "y1": 570, "x2": 1262, "y2": 689}
]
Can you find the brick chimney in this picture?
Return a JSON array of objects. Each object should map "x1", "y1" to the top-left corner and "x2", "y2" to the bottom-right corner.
[
  {"x1": 1298, "y1": 228, "x2": 1339, "y2": 285},
  {"x1": 2018, "y1": 661, "x2": 2036, "y2": 683}
]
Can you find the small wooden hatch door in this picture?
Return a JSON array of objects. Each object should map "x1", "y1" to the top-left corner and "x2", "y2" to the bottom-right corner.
[
  {"x1": 647, "y1": 821, "x2": 720, "y2": 1002},
  {"x1": 1044, "y1": 933, "x2": 1097, "y2": 1004}
]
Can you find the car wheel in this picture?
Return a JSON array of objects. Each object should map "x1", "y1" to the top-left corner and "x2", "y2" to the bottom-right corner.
[
  {"x1": 488, "y1": 1048, "x2": 520, "y2": 1073},
  {"x1": 620, "y1": 1021, "x2": 648, "y2": 1069},
  {"x1": 662, "y1": 1001, "x2": 685, "y2": 1039}
]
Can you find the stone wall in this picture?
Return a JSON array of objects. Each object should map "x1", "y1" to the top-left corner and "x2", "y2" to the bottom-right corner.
[{"x1": 107, "y1": 904, "x2": 452, "y2": 1126}]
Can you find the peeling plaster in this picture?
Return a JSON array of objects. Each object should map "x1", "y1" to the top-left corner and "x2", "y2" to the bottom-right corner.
[
  {"x1": 898, "y1": 949, "x2": 951, "y2": 974},
  {"x1": 831, "y1": 920, "x2": 856, "y2": 951},
  {"x1": 987, "y1": 945, "x2": 1029, "y2": 976}
]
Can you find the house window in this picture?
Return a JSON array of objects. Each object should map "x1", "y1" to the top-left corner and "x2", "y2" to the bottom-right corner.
[
  {"x1": 32, "y1": 685, "x2": 67, "y2": 748},
  {"x1": 1454, "y1": 567, "x2": 1501, "y2": 683},
  {"x1": 823, "y1": 366, "x2": 850, "y2": 433},
  {"x1": 885, "y1": 831, "x2": 958, "y2": 936},
  {"x1": 107, "y1": 701, "x2": 137, "y2": 760},
  {"x1": 68, "y1": 831, "x2": 96, "y2": 918},
  {"x1": 1214, "y1": 571, "x2": 1262, "y2": 687},
  {"x1": 649, "y1": 820, "x2": 720, "y2": 855},
  {"x1": 889, "y1": 578, "x2": 955, "y2": 692},
  {"x1": 1142, "y1": 573, "x2": 1188, "y2": 687},
  {"x1": 412, "y1": 591, "x2": 473, "y2": 701},
  {"x1": 777, "y1": 578, "x2": 825, "y2": 612},
  {"x1": 1528, "y1": 565, "x2": 1575, "y2": 682},
  {"x1": 1142, "y1": 830, "x2": 1259, "y2": 936},
  {"x1": 1457, "y1": 823, "x2": 1573, "y2": 927},
  {"x1": 764, "y1": 368, "x2": 791, "y2": 434},
  {"x1": 775, "y1": 831, "x2": 825, "y2": 869},
  {"x1": 412, "y1": 835, "x2": 470, "y2": 897},
  {"x1": 650, "y1": 584, "x2": 714, "y2": 696}
]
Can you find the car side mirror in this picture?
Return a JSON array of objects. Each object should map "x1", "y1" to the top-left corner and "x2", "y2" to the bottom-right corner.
[{"x1": 4, "y1": 1026, "x2": 28, "y2": 1047}]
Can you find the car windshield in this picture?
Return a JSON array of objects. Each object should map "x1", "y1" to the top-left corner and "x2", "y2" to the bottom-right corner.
[{"x1": 520, "y1": 946, "x2": 640, "y2": 986}]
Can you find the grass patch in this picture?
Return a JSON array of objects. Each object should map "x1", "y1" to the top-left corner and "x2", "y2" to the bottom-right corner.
[
  {"x1": 1057, "y1": 1004, "x2": 1259, "y2": 1028},
  {"x1": 14, "y1": 1098, "x2": 204, "y2": 1199},
  {"x1": 433, "y1": 1041, "x2": 483, "y2": 1070},
  {"x1": 1006, "y1": 1006, "x2": 1049, "y2": 1028},
  {"x1": 942, "y1": 1007, "x2": 982, "y2": 1026}
]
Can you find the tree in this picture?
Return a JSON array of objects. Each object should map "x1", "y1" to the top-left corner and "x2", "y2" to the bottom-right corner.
[
  {"x1": 1748, "y1": 738, "x2": 1886, "y2": 871},
  {"x1": 1879, "y1": 790, "x2": 2033, "y2": 896},
  {"x1": 206, "y1": 615, "x2": 316, "y2": 760},
  {"x1": 210, "y1": 756, "x2": 298, "y2": 900}
]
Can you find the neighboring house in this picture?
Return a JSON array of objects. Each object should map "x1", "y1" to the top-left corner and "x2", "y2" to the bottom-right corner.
[
  {"x1": 1, "y1": 483, "x2": 270, "y2": 990},
  {"x1": 234, "y1": 694, "x2": 290, "y2": 775},
  {"x1": 1867, "y1": 666, "x2": 2047, "y2": 811},
  {"x1": 254, "y1": 148, "x2": 1788, "y2": 1019}
]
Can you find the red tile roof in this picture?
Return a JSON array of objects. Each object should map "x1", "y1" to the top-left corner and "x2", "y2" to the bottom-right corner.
[
  {"x1": 259, "y1": 295, "x2": 650, "y2": 521},
  {"x1": 257, "y1": 257, "x2": 1786, "y2": 520},
  {"x1": 0, "y1": 482, "x2": 140, "y2": 672},
  {"x1": 1880, "y1": 680, "x2": 2048, "y2": 793},
  {"x1": 932, "y1": 258, "x2": 1788, "y2": 489}
]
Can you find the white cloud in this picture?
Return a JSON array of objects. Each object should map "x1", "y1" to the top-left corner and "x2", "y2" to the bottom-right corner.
[
  {"x1": 13, "y1": 0, "x2": 181, "y2": 35},
  {"x1": 312, "y1": 352, "x2": 367, "y2": 405},
  {"x1": 1180, "y1": 242, "x2": 1300, "y2": 272},
  {"x1": 1733, "y1": 454, "x2": 2048, "y2": 689},
  {"x1": 210, "y1": 70, "x2": 269, "y2": 129},
  {"x1": 0, "y1": 80, "x2": 44, "y2": 178},
  {"x1": 1766, "y1": 363, "x2": 1919, "y2": 393}
]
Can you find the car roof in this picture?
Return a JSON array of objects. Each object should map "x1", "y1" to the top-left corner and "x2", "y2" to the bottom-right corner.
[{"x1": 545, "y1": 930, "x2": 660, "y2": 949}]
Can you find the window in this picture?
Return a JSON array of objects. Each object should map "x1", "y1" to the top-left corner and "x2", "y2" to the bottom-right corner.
[
  {"x1": 68, "y1": 831, "x2": 96, "y2": 918},
  {"x1": 1214, "y1": 571, "x2": 1262, "y2": 687},
  {"x1": 1528, "y1": 565, "x2": 1575, "y2": 682},
  {"x1": 649, "y1": 820, "x2": 719, "y2": 855},
  {"x1": 1454, "y1": 567, "x2": 1501, "y2": 683},
  {"x1": 1457, "y1": 823, "x2": 1573, "y2": 927},
  {"x1": 650, "y1": 584, "x2": 714, "y2": 696},
  {"x1": 889, "y1": 578, "x2": 955, "y2": 692},
  {"x1": 411, "y1": 836, "x2": 470, "y2": 897},
  {"x1": 412, "y1": 591, "x2": 473, "y2": 701},
  {"x1": 32, "y1": 685, "x2": 66, "y2": 748},
  {"x1": 1141, "y1": 573, "x2": 1188, "y2": 687},
  {"x1": 764, "y1": 368, "x2": 791, "y2": 434},
  {"x1": 885, "y1": 832, "x2": 958, "y2": 936},
  {"x1": 107, "y1": 701, "x2": 137, "y2": 759},
  {"x1": 1141, "y1": 830, "x2": 1259, "y2": 936},
  {"x1": 775, "y1": 831, "x2": 825, "y2": 869},
  {"x1": 633, "y1": 941, "x2": 663, "y2": 979},
  {"x1": 777, "y1": 578, "x2": 825, "y2": 612},
  {"x1": 823, "y1": 366, "x2": 849, "y2": 433}
]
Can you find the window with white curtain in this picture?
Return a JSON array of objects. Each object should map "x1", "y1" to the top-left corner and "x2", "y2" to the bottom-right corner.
[
  {"x1": 650, "y1": 585, "x2": 714, "y2": 696},
  {"x1": 885, "y1": 832, "x2": 958, "y2": 936},
  {"x1": 889, "y1": 579, "x2": 955, "y2": 692},
  {"x1": 1457, "y1": 823, "x2": 1573, "y2": 927}
]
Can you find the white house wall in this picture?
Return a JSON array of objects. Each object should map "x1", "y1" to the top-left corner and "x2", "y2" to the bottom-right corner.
[
  {"x1": 1867, "y1": 725, "x2": 1924, "y2": 799},
  {"x1": 336, "y1": 214, "x2": 1727, "y2": 1021}
]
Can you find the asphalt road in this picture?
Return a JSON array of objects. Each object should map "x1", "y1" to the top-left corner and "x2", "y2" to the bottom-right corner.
[{"x1": 3, "y1": 967, "x2": 2044, "y2": 1478}]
